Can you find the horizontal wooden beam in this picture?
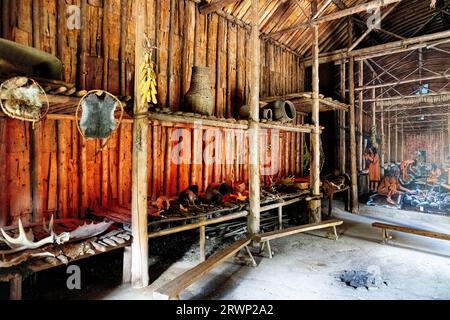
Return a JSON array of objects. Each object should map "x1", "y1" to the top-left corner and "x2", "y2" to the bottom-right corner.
[
  {"x1": 356, "y1": 74, "x2": 449, "y2": 91},
  {"x1": 377, "y1": 104, "x2": 450, "y2": 113},
  {"x1": 199, "y1": 0, "x2": 240, "y2": 15},
  {"x1": 302, "y1": 30, "x2": 450, "y2": 66}
]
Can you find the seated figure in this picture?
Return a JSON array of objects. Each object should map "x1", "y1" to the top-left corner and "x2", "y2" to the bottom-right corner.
[
  {"x1": 378, "y1": 167, "x2": 411, "y2": 205},
  {"x1": 427, "y1": 163, "x2": 442, "y2": 185}
]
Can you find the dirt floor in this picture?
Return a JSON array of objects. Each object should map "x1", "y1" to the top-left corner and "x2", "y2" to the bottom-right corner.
[
  {"x1": 98, "y1": 201, "x2": 450, "y2": 300},
  {"x1": 2, "y1": 201, "x2": 450, "y2": 300}
]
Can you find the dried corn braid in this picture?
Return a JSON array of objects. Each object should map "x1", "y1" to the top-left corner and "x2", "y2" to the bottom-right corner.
[{"x1": 139, "y1": 51, "x2": 158, "y2": 105}]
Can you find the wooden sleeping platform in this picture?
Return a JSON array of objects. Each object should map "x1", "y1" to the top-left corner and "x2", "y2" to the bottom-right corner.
[
  {"x1": 372, "y1": 222, "x2": 450, "y2": 244},
  {"x1": 0, "y1": 221, "x2": 133, "y2": 300}
]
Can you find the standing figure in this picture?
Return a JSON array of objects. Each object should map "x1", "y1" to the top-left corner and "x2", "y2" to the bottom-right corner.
[
  {"x1": 364, "y1": 146, "x2": 381, "y2": 192},
  {"x1": 400, "y1": 159, "x2": 417, "y2": 182}
]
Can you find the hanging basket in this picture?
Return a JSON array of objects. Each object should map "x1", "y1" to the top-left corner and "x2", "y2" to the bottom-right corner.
[
  {"x1": 0, "y1": 77, "x2": 49, "y2": 126},
  {"x1": 75, "y1": 90, "x2": 124, "y2": 152}
]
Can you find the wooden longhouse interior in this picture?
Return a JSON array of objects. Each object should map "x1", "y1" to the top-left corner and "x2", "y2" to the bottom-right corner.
[{"x1": 0, "y1": 0, "x2": 450, "y2": 301}]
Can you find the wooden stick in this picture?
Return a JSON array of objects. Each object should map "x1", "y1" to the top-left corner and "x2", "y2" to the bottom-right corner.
[
  {"x1": 302, "y1": 30, "x2": 450, "y2": 66},
  {"x1": 340, "y1": 59, "x2": 346, "y2": 174},
  {"x1": 309, "y1": 1, "x2": 322, "y2": 223},
  {"x1": 148, "y1": 211, "x2": 248, "y2": 239},
  {"x1": 248, "y1": 0, "x2": 261, "y2": 239},
  {"x1": 357, "y1": 60, "x2": 363, "y2": 171},
  {"x1": 131, "y1": 0, "x2": 149, "y2": 289},
  {"x1": 348, "y1": 21, "x2": 359, "y2": 213}
]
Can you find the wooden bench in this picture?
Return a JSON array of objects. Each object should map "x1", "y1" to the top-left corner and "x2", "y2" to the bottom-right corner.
[
  {"x1": 254, "y1": 219, "x2": 344, "y2": 259},
  {"x1": 372, "y1": 222, "x2": 450, "y2": 244},
  {"x1": 154, "y1": 237, "x2": 256, "y2": 300}
]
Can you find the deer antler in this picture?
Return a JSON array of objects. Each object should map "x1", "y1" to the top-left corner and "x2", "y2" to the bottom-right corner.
[{"x1": 0, "y1": 219, "x2": 70, "y2": 255}]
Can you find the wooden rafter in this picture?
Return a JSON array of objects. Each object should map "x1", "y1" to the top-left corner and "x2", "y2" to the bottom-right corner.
[
  {"x1": 266, "y1": 0, "x2": 401, "y2": 38},
  {"x1": 348, "y1": 1, "x2": 402, "y2": 52}
]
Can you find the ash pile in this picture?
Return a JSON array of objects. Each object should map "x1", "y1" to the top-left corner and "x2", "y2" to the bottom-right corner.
[{"x1": 340, "y1": 270, "x2": 387, "y2": 289}]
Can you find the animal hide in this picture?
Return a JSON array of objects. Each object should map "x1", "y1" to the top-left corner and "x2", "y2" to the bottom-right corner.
[{"x1": 80, "y1": 93, "x2": 117, "y2": 139}]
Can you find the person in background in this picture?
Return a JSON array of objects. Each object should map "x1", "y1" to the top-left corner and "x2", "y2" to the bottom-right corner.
[
  {"x1": 378, "y1": 167, "x2": 411, "y2": 205},
  {"x1": 427, "y1": 163, "x2": 442, "y2": 185},
  {"x1": 400, "y1": 159, "x2": 417, "y2": 182},
  {"x1": 364, "y1": 146, "x2": 380, "y2": 192}
]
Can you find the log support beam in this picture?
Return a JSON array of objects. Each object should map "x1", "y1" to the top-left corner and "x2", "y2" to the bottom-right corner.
[
  {"x1": 131, "y1": 0, "x2": 149, "y2": 289},
  {"x1": 248, "y1": 0, "x2": 261, "y2": 239},
  {"x1": 348, "y1": 18, "x2": 359, "y2": 213},
  {"x1": 309, "y1": 1, "x2": 322, "y2": 223},
  {"x1": 340, "y1": 60, "x2": 346, "y2": 174}
]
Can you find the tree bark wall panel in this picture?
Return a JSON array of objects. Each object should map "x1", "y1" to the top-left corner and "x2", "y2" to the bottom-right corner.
[
  {"x1": 1, "y1": 0, "x2": 303, "y2": 116},
  {"x1": 0, "y1": 118, "x2": 306, "y2": 223},
  {"x1": 404, "y1": 133, "x2": 448, "y2": 165},
  {"x1": 0, "y1": 0, "x2": 306, "y2": 224}
]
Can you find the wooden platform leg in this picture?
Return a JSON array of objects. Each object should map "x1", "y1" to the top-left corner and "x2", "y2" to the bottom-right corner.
[
  {"x1": 123, "y1": 246, "x2": 132, "y2": 284},
  {"x1": 244, "y1": 245, "x2": 257, "y2": 267},
  {"x1": 328, "y1": 193, "x2": 334, "y2": 217},
  {"x1": 278, "y1": 206, "x2": 283, "y2": 230},
  {"x1": 333, "y1": 226, "x2": 339, "y2": 240},
  {"x1": 10, "y1": 275, "x2": 22, "y2": 300},
  {"x1": 199, "y1": 225, "x2": 206, "y2": 262},
  {"x1": 265, "y1": 240, "x2": 273, "y2": 259}
]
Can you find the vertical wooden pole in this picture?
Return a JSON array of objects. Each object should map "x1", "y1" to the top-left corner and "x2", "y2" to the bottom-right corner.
[
  {"x1": 248, "y1": 0, "x2": 261, "y2": 238},
  {"x1": 131, "y1": 0, "x2": 149, "y2": 289},
  {"x1": 395, "y1": 115, "x2": 398, "y2": 163},
  {"x1": 348, "y1": 21, "x2": 358, "y2": 213},
  {"x1": 381, "y1": 106, "x2": 385, "y2": 168},
  {"x1": 309, "y1": 1, "x2": 321, "y2": 223},
  {"x1": 357, "y1": 60, "x2": 363, "y2": 171},
  {"x1": 387, "y1": 111, "x2": 391, "y2": 163},
  {"x1": 447, "y1": 115, "x2": 450, "y2": 159},
  {"x1": 340, "y1": 60, "x2": 346, "y2": 174},
  {"x1": 401, "y1": 122, "x2": 404, "y2": 162},
  {"x1": 10, "y1": 276, "x2": 22, "y2": 301}
]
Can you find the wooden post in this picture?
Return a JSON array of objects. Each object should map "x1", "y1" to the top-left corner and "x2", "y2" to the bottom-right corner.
[
  {"x1": 357, "y1": 60, "x2": 363, "y2": 171},
  {"x1": 10, "y1": 276, "x2": 22, "y2": 300},
  {"x1": 131, "y1": 0, "x2": 149, "y2": 288},
  {"x1": 248, "y1": 0, "x2": 261, "y2": 238},
  {"x1": 448, "y1": 115, "x2": 450, "y2": 159},
  {"x1": 348, "y1": 20, "x2": 359, "y2": 213},
  {"x1": 387, "y1": 111, "x2": 391, "y2": 163},
  {"x1": 401, "y1": 122, "x2": 404, "y2": 162},
  {"x1": 349, "y1": 56, "x2": 359, "y2": 213},
  {"x1": 395, "y1": 115, "x2": 398, "y2": 163},
  {"x1": 381, "y1": 106, "x2": 385, "y2": 169},
  {"x1": 309, "y1": 1, "x2": 322, "y2": 223},
  {"x1": 340, "y1": 60, "x2": 346, "y2": 174}
]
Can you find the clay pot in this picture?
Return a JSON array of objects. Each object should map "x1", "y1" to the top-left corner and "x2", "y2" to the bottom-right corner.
[
  {"x1": 271, "y1": 99, "x2": 296, "y2": 123},
  {"x1": 185, "y1": 66, "x2": 213, "y2": 116},
  {"x1": 239, "y1": 105, "x2": 273, "y2": 121}
]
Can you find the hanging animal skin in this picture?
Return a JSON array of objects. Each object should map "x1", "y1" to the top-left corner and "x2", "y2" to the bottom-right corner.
[{"x1": 79, "y1": 93, "x2": 117, "y2": 139}]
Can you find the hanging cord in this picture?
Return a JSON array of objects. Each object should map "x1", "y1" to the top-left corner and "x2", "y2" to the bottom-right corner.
[
  {"x1": 0, "y1": 77, "x2": 49, "y2": 130},
  {"x1": 75, "y1": 90, "x2": 124, "y2": 156}
]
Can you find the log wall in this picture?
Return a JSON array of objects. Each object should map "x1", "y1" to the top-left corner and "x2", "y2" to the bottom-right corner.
[
  {"x1": 0, "y1": 0, "x2": 305, "y2": 225},
  {"x1": 404, "y1": 132, "x2": 448, "y2": 165}
]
